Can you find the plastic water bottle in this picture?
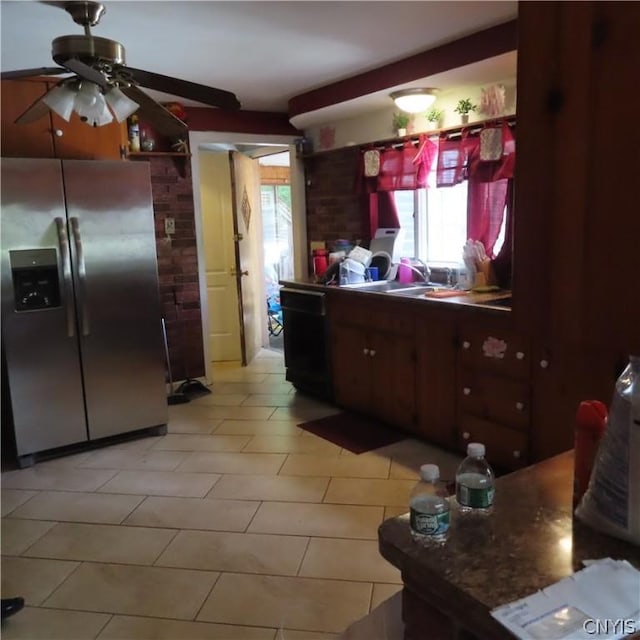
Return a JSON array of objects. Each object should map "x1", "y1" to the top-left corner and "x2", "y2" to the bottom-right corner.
[
  {"x1": 339, "y1": 259, "x2": 348, "y2": 285},
  {"x1": 455, "y1": 442, "x2": 495, "y2": 514},
  {"x1": 409, "y1": 464, "x2": 450, "y2": 542}
]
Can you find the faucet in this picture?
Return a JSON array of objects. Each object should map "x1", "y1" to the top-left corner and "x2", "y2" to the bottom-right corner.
[{"x1": 398, "y1": 260, "x2": 431, "y2": 283}]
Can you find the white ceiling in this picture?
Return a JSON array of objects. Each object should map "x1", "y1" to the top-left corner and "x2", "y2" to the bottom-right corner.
[{"x1": 1, "y1": 0, "x2": 517, "y2": 122}]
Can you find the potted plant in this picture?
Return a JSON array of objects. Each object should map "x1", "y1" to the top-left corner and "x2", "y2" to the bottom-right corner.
[
  {"x1": 392, "y1": 112, "x2": 410, "y2": 137},
  {"x1": 454, "y1": 98, "x2": 477, "y2": 124},
  {"x1": 425, "y1": 107, "x2": 443, "y2": 129}
]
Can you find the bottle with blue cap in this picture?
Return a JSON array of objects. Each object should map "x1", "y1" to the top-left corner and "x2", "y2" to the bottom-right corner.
[{"x1": 409, "y1": 463, "x2": 450, "y2": 542}]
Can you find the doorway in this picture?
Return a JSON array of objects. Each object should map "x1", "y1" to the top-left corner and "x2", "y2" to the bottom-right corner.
[
  {"x1": 260, "y1": 152, "x2": 293, "y2": 353},
  {"x1": 189, "y1": 131, "x2": 306, "y2": 384}
]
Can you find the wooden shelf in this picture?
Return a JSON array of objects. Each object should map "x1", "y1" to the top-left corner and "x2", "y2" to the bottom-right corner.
[
  {"x1": 299, "y1": 114, "x2": 516, "y2": 159},
  {"x1": 128, "y1": 151, "x2": 190, "y2": 158}
]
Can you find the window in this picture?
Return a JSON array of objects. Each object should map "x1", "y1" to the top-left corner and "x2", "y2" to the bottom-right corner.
[
  {"x1": 393, "y1": 183, "x2": 507, "y2": 266},
  {"x1": 261, "y1": 184, "x2": 293, "y2": 284},
  {"x1": 394, "y1": 183, "x2": 470, "y2": 266}
]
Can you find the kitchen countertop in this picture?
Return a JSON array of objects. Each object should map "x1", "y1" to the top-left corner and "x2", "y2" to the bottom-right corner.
[
  {"x1": 378, "y1": 451, "x2": 640, "y2": 640},
  {"x1": 279, "y1": 278, "x2": 512, "y2": 312}
]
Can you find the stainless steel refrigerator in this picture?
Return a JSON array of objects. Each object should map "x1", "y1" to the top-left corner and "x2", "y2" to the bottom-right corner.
[{"x1": 1, "y1": 158, "x2": 168, "y2": 466}]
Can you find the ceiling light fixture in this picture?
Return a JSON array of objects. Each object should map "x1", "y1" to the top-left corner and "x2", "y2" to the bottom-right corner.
[
  {"x1": 41, "y1": 80, "x2": 139, "y2": 127},
  {"x1": 390, "y1": 88, "x2": 438, "y2": 114}
]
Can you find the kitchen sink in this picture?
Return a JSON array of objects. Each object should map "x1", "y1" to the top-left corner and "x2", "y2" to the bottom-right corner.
[
  {"x1": 340, "y1": 281, "x2": 442, "y2": 293},
  {"x1": 387, "y1": 284, "x2": 455, "y2": 297},
  {"x1": 476, "y1": 296, "x2": 512, "y2": 308}
]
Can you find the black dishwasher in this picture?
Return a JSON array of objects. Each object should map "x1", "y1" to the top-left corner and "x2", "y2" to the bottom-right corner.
[{"x1": 280, "y1": 287, "x2": 332, "y2": 400}]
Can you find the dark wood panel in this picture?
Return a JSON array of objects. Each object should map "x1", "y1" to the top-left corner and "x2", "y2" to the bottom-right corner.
[{"x1": 1, "y1": 79, "x2": 55, "y2": 157}]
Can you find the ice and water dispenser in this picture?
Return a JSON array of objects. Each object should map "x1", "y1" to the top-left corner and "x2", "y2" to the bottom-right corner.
[{"x1": 9, "y1": 249, "x2": 60, "y2": 311}]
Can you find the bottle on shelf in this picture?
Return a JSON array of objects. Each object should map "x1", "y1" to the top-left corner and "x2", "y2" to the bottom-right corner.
[
  {"x1": 409, "y1": 463, "x2": 450, "y2": 542},
  {"x1": 455, "y1": 442, "x2": 495, "y2": 515},
  {"x1": 128, "y1": 115, "x2": 140, "y2": 153}
]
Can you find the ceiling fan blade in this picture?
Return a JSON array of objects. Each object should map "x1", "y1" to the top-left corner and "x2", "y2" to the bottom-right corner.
[
  {"x1": 14, "y1": 81, "x2": 64, "y2": 124},
  {"x1": 59, "y1": 58, "x2": 108, "y2": 88},
  {"x1": 120, "y1": 85, "x2": 188, "y2": 139},
  {"x1": 125, "y1": 67, "x2": 240, "y2": 110},
  {"x1": 1, "y1": 67, "x2": 66, "y2": 80}
]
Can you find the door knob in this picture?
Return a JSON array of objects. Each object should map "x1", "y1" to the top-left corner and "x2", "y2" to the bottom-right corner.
[{"x1": 230, "y1": 267, "x2": 249, "y2": 277}]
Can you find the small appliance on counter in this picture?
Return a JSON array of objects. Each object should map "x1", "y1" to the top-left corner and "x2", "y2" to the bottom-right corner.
[
  {"x1": 369, "y1": 228, "x2": 401, "y2": 262},
  {"x1": 366, "y1": 228, "x2": 401, "y2": 281}
]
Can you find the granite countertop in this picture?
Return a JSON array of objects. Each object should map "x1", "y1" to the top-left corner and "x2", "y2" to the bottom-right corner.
[
  {"x1": 279, "y1": 278, "x2": 512, "y2": 312},
  {"x1": 378, "y1": 451, "x2": 640, "y2": 639}
]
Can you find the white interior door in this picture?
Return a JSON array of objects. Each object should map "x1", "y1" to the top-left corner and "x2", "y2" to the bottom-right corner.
[
  {"x1": 230, "y1": 151, "x2": 264, "y2": 366},
  {"x1": 199, "y1": 151, "x2": 242, "y2": 362}
]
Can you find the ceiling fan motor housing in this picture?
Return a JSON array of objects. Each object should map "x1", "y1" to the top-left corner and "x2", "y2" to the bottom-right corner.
[{"x1": 52, "y1": 35, "x2": 126, "y2": 68}]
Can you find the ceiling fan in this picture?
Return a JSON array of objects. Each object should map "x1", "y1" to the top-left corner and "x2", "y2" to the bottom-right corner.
[{"x1": 1, "y1": 1, "x2": 241, "y2": 138}]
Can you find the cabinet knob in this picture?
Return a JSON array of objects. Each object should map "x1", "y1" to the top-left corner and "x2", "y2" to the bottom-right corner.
[
  {"x1": 516, "y1": 351, "x2": 525, "y2": 360},
  {"x1": 540, "y1": 359, "x2": 549, "y2": 369},
  {"x1": 516, "y1": 401, "x2": 525, "y2": 411},
  {"x1": 462, "y1": 431, "x2": 471, "y2": 440},
  {"x1": 363, "y1": 348, "x2": 369, "y2": 356},
  {"x1": 54, "y1": 129, "x2": 64, "y2": 137},
  {"x1": 463, "y1": 387, "x2": 471, "y2": 396},
  {"x1": 462, "y1": 341, "x2": 471, "y2": 349},
  {"x1": 513, "y1": 450, "x2": 521, "y2": 458},
  {"x1": 369, "y1": 349, "x2": 376, "y2": 357}
]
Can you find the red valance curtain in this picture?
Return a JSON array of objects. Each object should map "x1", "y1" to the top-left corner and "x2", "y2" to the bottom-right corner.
[
  {"x1": 467, "y1": 123, "x2": 515, "y2": 256},
  {"x1": 376, "y1": 137, "x2": 437, "y2": 192},
  {"x1": 436, "y1": 132, "x2": 478, "y2": 187},
  {"x1": 368, "y1": 191, "x2": 400, "y2": 236},
  {"x1": 362, "y1": 136, "x2": 437, "y2": 235},
  {"x1": 466, "y1": 180, "x2": 510, "y2": 258}
]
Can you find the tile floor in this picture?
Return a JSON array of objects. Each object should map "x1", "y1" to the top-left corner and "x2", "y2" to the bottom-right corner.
[{"x1": 1, "y1": 349, "x2": 463, "y2": 640}]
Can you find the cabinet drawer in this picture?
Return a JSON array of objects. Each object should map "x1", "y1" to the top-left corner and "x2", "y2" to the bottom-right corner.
[
  {"x1": 458, "y1": 414, "x2": 528, "y2": 471},
  {"x1": 331, "y1": 299, "x2": 414, "y2": 337},
  {"x1": 458, "y1": 371, "x2": 530, "y2": 430},
  {"x1": 458, "y1": 325, "x2": 529, "y2": 380}
]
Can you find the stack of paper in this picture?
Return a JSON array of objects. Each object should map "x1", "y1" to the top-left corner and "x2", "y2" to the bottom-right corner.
[{"x1": 491, "y1": 559, "x2": 640, "y2": 639}]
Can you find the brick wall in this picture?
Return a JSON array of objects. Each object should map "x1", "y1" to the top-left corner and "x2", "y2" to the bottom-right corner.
[
  {"x1": 141, "y1": 156, "x2": 205, "y2": 381},
  {"x1": 304, "y1": 146, "x2": 369, "y2": 272}
]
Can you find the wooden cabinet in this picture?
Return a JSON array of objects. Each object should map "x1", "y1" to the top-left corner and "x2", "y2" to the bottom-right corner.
[
  {"x1": 329, "y1": 295, "x2": 417, "y2": 431},
  {"x1": 414, "y1": 307, "x2": 457, "y2": 447},
  {"x1": 2, "y1": 79, "x2": 127, "y2": 160},
  {"x1": 456, "y1": 315, "x2": 530, "y2": 470},
  {"x1": 457, "y1": 415, "x2": 528, "y2": 471},
  {"x1": 1, "y1": 79, "x2": 55, "y2": 157},
  {"x1": 514, "y1": 2, "x2": 640, "y2": 461}
]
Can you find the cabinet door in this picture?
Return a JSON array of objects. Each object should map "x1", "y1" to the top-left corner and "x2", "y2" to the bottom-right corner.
[
  {"x1": 458, "y1": 321, "x2": 529, "y2": 381},
  {"x1": 370, "y1": 330, "x2": 416, "y2": 431},
  {"x1": 52, "y1": 112, "x2": 126, "y2": 160},
  {"x1": 415, "y1": 310, "x2": 456, "y2": 447},
  {"x1": 1, "y1": 79, "x2": 55, "y2": 157},
  {"x1": 458, "y1": 370, "x2": 530, "y2": 430},
  {"x1": 331, "y1": 323, "x2": 372, "y2": 415},
  {"x1": 458, "y1": 415, "x2": 528, "y2": 471}
]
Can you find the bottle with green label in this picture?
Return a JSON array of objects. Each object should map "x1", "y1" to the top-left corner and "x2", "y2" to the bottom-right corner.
[
  {"x1": 409, "y1": 464, "x2": 450, "y2": 542},
  {"x1": 455, "y1": 442, "x2": 495, "y2": 514}
]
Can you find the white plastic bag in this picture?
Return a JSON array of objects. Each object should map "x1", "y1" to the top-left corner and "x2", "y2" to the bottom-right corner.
[{"x1": 575, "y1": 355, "x2": 640, "y2": 545}]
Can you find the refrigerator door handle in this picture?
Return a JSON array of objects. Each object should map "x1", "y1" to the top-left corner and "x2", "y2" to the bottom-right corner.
[
  {"x1": 70, "y1": 217, "x2": 90, "y2": 336},
  {"x1": 55, "y1": 216, "x2": 75, "y2": 338}
]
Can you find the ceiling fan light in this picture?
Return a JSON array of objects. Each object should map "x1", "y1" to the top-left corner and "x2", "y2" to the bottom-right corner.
[
  {"x1": 390, "y1": 88, "x2": 437, "y2": 114},
  {"x1": 91, "y1": 101, "x2": 114, "y2": 127},
  {"x1": 105, "y1": 87, "x2": 139, "y2": 122},
  {"x1": 74, "y1": 83, "x2": 110, "y2": 125},
  {"x1": 42, "y1": 84, "x2": 77, "y2": 122},
  {"x1": 74, "y1": 81, "x2": 100, "y2": 112}
]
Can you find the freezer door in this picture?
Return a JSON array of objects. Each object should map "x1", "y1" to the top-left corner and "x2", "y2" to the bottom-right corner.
[
  {"x1": 62, "y1": 160, "x2": 168, "y2": 439},
  {"x1": 0, "y1": 158, "x2": 88, "y2": 456}
]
